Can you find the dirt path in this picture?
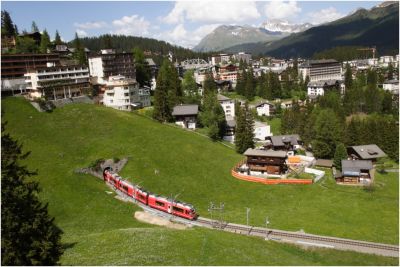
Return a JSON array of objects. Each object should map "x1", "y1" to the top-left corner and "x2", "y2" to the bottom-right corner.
[{"x1": 134, "y1": 211, "x2": 189, "y2": 230}]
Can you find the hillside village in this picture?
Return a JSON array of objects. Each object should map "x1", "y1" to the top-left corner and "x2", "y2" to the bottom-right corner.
[
  {"x1": 2, "y1": 11, "x2": 399, "y2": 187},
  {"x1": 1, "y1": 3, "x2": 399, "y2": 266}
]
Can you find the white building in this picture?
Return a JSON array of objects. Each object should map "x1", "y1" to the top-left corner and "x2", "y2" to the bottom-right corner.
[
  {"x1": 254, "y1": 121, "x2": 272, "y2": 141},
  {"x1": 382, "y1": 80, "x2": 399, "y2": 92},
  {"x1": 299, "y1": 59, "x2": 342, "y2": 82},
  {"x1": 88, "y1": 50, "x2": 135, "y2": 85},
  {"x1": 24, "y1": 65, "x2": 89, "y2": 99},
  {"x1": 307, "y1": 80, "x2": 345, "y2": 99},
  {"x1": 217, "y1": 94, "x2": 235, "y2": 120},
  {"x1": 252, "y1": 102, "x2": 275, "y2": 117},
  {"x1": 233, "y1": 52, "x2": 251, "y2": 64},
  {"x1": 103, "y1": 75, "x2": 141, "y2": 111}
]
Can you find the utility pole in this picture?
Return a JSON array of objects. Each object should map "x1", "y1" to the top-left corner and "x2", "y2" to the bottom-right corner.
[
  {"x1": 246, "y1": 207, "x2": 250, "y2": 226},
  {"x1": 265, "y1": 216, "x2": 270, "y2": 240},
  {"x1": 208, "y1": 202, "x2": 225, "y2": 228}
]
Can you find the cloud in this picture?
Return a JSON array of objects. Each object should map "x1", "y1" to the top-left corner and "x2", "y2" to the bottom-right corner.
[
  {"x1": 163, "y1": 1, "x2": 260, "y2": 24},
  {"x1": 76, "y1": 29, "x2": 88, "y2": 37},
  {"x1": 74, "y1": 21, "x2": 107, "y2": 29},
  {"x1": 112, "y1": 15, "x2": 151, "y2": 36},
  {"x1": 306, "y1": 7, "x2": 345, "y2": 25},
  {"x1": 153, "y1": 23, "x2": 220, "y2": 48},
  {"x1": 264, "y1": 1, "x2": 301, "y2": 21}
]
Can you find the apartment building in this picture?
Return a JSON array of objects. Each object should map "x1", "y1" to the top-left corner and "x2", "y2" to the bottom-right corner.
[
  {"x1": 299, "y1": 59, "x2": 342, "y2": 82},
  {"x1": 24, "y1": 65, "x2": 90, "y2": 99},
  {"x1": 102, "y1": 75, "x2": 149, "y2": 111},
  {"x1": 89, "y1": 49, "x2": 135, "y2": 84}
]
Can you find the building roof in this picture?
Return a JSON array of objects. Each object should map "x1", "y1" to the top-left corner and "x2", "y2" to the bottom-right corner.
[
  {"x1": 145, "y1": 58, "x2": 156, "y2": 66},
  {"x1": 172, "y1": 104, "x2": 199, "y2": 116},
  {"x1": 342, "y1": 160, "x2": 373, "y2": 174},
  {"x1": 348, "y1": 144, "x2": 386, "y2": 159},
  {"x1": 244, "y1": 148, "x2": 287, "y2": 158},
  {"x1": 217, "y1": 94, "x2": 231, "y2": 101},
  {"x1": 315, "y1": 159, "x2": 333, "y2": 168},
  {"x1": 301, "y1": 59, "x2": 339, "y2": 68},
  {"x1": 268, "y1": 134, "x2": 301, "y2": 147},
  {"x1": 251, "y1": 101, "x2": 274, "y2": 108}
]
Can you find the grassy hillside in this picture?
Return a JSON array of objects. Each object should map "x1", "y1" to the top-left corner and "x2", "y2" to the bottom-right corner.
[{"x1": 2, "y1": 97, "x2": 398, "y2": 265}]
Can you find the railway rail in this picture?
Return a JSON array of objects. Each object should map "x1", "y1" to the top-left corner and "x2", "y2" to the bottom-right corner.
[{"x1": 111, "y1": 186, "x2": 399, "y2": 258}]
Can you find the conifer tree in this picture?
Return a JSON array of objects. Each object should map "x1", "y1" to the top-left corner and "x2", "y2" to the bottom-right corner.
[
  {"x1": 203, "y1": 73, "x2": 217, "y2": 96},
  {"x1": 1, "y1": 10, "x2": 16, "y2": 37},
  {"x1": 72, "y1": 32, "x2": 86, "y2": 65},
  {"x1": 153, "y1": 59, "x2": 182, "y2": 122},
  {"x1": 182, "y1": 70, "x2": 200, "y2": 104},
  {"x1": 334, "y1": 143, "x2": 348, "y2": 170},
  {"x1": 235, "y1": 102, "x2": 254, "y2": 153},
  {"x1": 344, "y1": 63, "x2": 353, "y2": 90},
  {"x1": 387, "y1": 62, "x2": 394, "y2": 80},
  {"x1": 31, "y1": 21, "x2": 39, "y2": 32},
  {"x1": 54, "y1": 30, "x2": 62, "y2": 45},
  {"x1": 1, "y1": 122, "x2": 63, "y2": 265},
  {"x1": 133, "y1": 47, "x2": 150, "y2": 87},
  {"x1": 39, "y1": 29, "x2": 50, "y2": 53},
  {"x1": 200, "y1": 91, "x2": 226, "y2": 140}
]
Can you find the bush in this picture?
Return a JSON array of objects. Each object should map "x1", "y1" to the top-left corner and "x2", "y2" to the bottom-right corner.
[{"x1": 35, "y1": 98, "x2": 55, "y2": 113}]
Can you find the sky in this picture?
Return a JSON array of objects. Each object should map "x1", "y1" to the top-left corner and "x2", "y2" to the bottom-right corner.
[{"x1": 2, "y1": 1, "x2": 381, "y2": 48}]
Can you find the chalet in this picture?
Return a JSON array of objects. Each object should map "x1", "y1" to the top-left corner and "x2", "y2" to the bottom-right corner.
[
  {"x1": 347, "y1": 144, "x2": 386, "y2": 162},
  {"x1": 244, "y1": 148, "x2": 287, "y2": 175},
  {"x1": 172, "y1": 104, "x2": 199, "y2": 130},
  {"x1": 334, "y1": 160, "x2": 373, "y2": 185},
  {"x1": 250, "y1": 101, "x2": 275, "y2": 117},
  {"x1": 307, "y1": 80, "x2": 345, "y2": 99},
  {"x1": 265, "y1": 134, "x2": 302, "y2": 151}
]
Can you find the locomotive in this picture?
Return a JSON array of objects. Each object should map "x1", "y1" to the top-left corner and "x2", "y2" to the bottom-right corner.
[{"x1": 103, "y1": 167, "x2": 198, "y2": 220}]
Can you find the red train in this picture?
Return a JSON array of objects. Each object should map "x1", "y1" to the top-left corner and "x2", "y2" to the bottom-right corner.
[{"x1": 103, "y1": 167, "x2": 198, "y2": 220}]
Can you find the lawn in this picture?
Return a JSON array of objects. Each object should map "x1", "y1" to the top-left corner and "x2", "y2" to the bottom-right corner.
[
  {"x1": 2, "y1": 97, "x2": 398, "y2": 265},
  {"x1": 267, "y1": 117, "x2": 282, "y2": 135}
]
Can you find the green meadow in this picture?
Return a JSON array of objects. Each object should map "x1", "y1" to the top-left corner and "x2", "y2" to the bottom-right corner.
[{"x1": 2, "y1": 97, "x2": 398, "y2": 265}]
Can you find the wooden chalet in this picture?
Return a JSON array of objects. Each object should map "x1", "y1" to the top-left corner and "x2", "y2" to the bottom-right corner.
[
  {"x1": 347, "y1": 144, "x2": 386, "y2": 162},
  {"x1": 334, "y1": 160, "x2": 373, "y2": 185},
  {"x1": 172, "y1": 104, "x2": 199, "y2": 129},
  {"x1": 244, "y1": 148, "x2": 287, "y2": 175},
  {"x1": 265, "y1": 134, "x2": 302, "y2": 151}
]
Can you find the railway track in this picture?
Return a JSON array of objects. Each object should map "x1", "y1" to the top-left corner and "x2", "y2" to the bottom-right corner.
[
  {"x1": 196, "y1": 217, "x2": 399, "y2": 257},
  {"x1": 109, "y1": 179, "x2": 399, "y2": 258}
]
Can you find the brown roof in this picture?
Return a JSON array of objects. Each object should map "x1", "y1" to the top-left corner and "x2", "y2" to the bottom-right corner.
[
  {"x1": 315, "y1": 159, "x2": 333, "y2": 168},
  {"x1": 244, "y1": 148, "x2": 287, "y2": 158}
]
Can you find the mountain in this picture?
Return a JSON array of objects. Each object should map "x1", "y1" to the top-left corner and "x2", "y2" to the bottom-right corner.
[
  {"x1": 261, "y1": 19, "x2": 313, "y2": 33},
  {"x1": 224, "y1": 2, "x2": 399, "y2": 58},
  {"x1": 193, "y1": 25, "x2": 288, "y2": 52}
]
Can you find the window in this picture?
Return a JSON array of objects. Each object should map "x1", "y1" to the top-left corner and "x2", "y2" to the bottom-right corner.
[
  {"x1": 172, "y1": 206, "x2": 184, "y2": 213},
  {"x1": 122, "y1": 185, "x2": 129, "y2": 191},
  {"x1": 155, "y1": 201, "x2": 165, "y2": 207},
  {"x1": 124, "y1": 93, "x2": 129, "y2": 97}
]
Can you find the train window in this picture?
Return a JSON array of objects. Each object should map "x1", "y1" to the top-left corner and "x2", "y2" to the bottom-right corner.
[
  {"x1": 155, "y1": 201, "x2": 165, "y2": 207},
  {"x1": 139, "y1": 194, "x2": 145, "y2": 200},
  {"x1": 122, "y1": 185, "x2": 128, "y2": 191},
  {"x1": 172, "y1": 206, "x2": 184, "y2": 213}
]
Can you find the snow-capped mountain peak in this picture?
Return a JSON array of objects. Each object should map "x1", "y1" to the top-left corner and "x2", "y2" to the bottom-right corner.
[{"x1": 261, "y1": 19, "x2": 313, "y2": 33}]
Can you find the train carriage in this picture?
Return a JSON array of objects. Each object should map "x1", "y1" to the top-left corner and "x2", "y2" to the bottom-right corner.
[
  {"x1": 102, "y1": 167, "x2": 198, "y2": 220},
  {"x1": 148, "y1": 194, "x2": 170, "y2": 213}
]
